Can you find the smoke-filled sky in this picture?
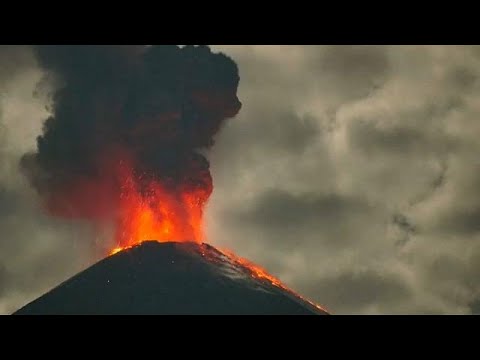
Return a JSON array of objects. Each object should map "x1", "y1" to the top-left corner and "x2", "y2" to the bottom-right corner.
[{"x1": 2, "y1": 45, "x2": 480, "y2": 314}]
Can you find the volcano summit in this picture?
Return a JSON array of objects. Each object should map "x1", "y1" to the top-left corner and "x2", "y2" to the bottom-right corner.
[
  {"x1": 14, "y1": 241, "x2": 328, "y2": 315},
  {"x1": 15, "y1": 46, "x2": 327, "y2": 315}
]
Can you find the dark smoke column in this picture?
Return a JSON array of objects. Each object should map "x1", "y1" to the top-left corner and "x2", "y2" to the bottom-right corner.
[{"x1": 21, "y1": 45, "x2": 242, "y2": 247}]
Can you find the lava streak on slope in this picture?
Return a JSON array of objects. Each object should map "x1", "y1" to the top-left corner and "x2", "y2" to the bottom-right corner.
[
  {"x1": 215, "y1": 247, "x2": 329, "y2": 314},
  {"x1": 109, "y1": 240, "x2": 329, "y2": 314},
  {"x1": 15, "y1": 241, "x2": 328, "y2": 315}
]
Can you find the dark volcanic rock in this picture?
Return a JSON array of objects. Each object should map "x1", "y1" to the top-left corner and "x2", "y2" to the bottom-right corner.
[{"x1": 13, "y1": 241, "x2": 327, "y2": 315}]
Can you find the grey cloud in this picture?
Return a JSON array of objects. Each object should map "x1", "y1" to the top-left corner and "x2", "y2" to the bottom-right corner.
[
  {"x1": 311, "y1": 45, "x2": 391, "y2": 102},
  {"x1": 347, "y1": 106, "x2": 459, "y2": 160},
  {"x1": 217, "y1": 109, "x2": 319, "y2": 161},
  {"x1": 349, "y1": 120, "x2": 428, "y2": 156},
  {"x1": 420, "y1": 245, "x2": 480, "y2": 313},
  {"x1": 447, "y1": 66, "x2": 478, "y2": 91},
  {"x1": 469, "y1": 299, "x2": 480, "y2": 314},
  {"x1": 297, "y1": 269, "x2": 412, "y2": 313},
  {"x1": 391, "y1": 213, "x2": 417, "y2": 248},
  {"x1": 317, "y1": 46, "x2": 389, "y2": 79},
  {"x1": 0, "y1": 185, "x2": 94, "y2": 314},
  {"x1": 0, "y1": 46, "x2": 35, "y2": 83},
  {"x1": 0, "y1": 264, "x2": 8, "y2": 297},
  {"x1": 232, "y1": 189, "x2": 372, "y2": 231},
  {"x1": 0, "y1": 185, "x2": 20, "y2": 217},
  {"x1": 0, "y1": 46, "x2": 94, "y2": 314},
  {"x1": 426, "y1": 254, "x2": 468, "y2": 288},
  {"x1": 438, "y1": 207, "x2": 480, "y2": 236},
  {"x1": 392, "y1": 213, "x2": 417, "y2": 234}
]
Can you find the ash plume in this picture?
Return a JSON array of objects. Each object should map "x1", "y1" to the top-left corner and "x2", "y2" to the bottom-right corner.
[{"x1": 21, "y1": 45, "x2": 241, "y2": 222}]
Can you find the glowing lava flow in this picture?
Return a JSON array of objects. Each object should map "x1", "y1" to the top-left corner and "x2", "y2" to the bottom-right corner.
[{"x1": 216, "y1": 248, "x2": 329, "y2": 314}]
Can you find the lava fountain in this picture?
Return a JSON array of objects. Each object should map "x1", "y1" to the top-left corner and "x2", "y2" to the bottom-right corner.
[{"x1": 111, "y1": 154, "x2": 211, "y2": 252}]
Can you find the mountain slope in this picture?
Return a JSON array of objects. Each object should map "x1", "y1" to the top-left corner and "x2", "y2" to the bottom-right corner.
[{"x1": 14, "y1": 241, "x2": 327, "y2": 315}]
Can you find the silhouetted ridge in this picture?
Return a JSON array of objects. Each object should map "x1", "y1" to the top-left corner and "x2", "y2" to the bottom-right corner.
[{"x1": 14, "y1": 241, "x2": 327, "y2": 315}]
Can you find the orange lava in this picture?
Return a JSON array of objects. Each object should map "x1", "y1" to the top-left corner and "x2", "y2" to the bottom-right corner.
[
  {"x1": 109, "y1": 159, "x2": 210, "y2": 255},
  {"x1": 217, "y1": 247, "x2": 329, "y2": 314},
  {"x1": 110, "y1": 247, "x2": 125, "y2": 255},
  {"x1": 218, "y1": 248, "x2": 286, "y2": 288}
]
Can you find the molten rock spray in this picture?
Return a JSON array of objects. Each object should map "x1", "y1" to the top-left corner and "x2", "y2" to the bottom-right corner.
[{"x1": 21, "y1": 45, "x2": 326, "y2": 313}]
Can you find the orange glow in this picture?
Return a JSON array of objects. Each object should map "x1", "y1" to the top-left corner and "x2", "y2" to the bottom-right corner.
[
  {"x1": 218, "y1": 248, "x2": 285, "y2": 288},
  {"x1": 217, "y1": 247, "x2": 329, "y2": 313},
  {"x1": 108, "y1": 158, "x2": 210, "y2": 255},
  {"x1": 110, "y1": 247, "x2": 124, "y2": 255}
]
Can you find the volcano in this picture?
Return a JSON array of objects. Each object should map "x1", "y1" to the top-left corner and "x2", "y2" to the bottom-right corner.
[{"x1": 13, "y1": 241, "x2": 328, "y2": 315}]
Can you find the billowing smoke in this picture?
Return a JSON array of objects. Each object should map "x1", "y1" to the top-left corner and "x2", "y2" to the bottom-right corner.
[{"x1": 21, "y1": 45, "x2": 241, "y2": 248}]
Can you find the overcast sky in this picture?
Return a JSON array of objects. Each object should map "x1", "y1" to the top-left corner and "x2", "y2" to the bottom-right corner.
[{"x1": 2, "y1": 45, "x2": 480, "y2": 314}]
